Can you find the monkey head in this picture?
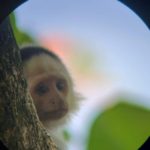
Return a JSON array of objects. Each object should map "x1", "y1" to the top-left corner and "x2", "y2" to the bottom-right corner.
[{"x1": 20, "y1": 46, "x2": 80, "y2": 129}]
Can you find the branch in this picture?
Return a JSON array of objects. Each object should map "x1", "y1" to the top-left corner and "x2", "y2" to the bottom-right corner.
[{"x1": 0, "y1": 18, "x2": 57, "y2": 150}]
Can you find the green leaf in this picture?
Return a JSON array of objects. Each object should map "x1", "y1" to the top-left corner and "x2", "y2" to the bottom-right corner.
[
  {"x1": 87, "y1": 101, "x2": 150, "y2": 150},
  {"x1": 9, "y1": 13, "x2": 34, "y2": 45},
  {"x1": 63, "y1": 130, "x2": 71, "y2": 141}
]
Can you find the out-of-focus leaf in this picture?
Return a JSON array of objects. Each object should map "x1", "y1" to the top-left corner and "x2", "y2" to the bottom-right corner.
[
  {"x1": 63, "y1": 130, "x2": 71, "y2": 141},
  {"x1": 87, "y1": 100, "x2": 150, "y2": 150},
  {"x1": 9, "y1": 13, "x2": 34, "y2": 45}
]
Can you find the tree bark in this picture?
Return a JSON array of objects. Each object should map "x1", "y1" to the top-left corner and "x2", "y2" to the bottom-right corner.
[{"x1": 0, "y1": 18, "x2": 57, "y2": 150}]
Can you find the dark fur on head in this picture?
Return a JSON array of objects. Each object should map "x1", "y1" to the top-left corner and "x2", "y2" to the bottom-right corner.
[{"x1": 20, "y1": 46, "x2": 61, "y2": 63}]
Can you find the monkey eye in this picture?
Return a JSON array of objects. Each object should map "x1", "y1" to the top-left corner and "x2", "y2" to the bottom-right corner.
[
  {"x1": 56, "y1": 80, "x2": 65, "y2": 91},
  {"x1": 36, "y1": 83, "x2": 49, "y2": 96}
]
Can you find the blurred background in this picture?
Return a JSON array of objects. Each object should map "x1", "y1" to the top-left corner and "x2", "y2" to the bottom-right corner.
[{"x1": 11, "y1": 0, "x2": 150, "y2": 149}]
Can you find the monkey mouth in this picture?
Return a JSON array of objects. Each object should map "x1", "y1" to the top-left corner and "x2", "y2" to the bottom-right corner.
[{"x1": 41, "y1": 108, "x2": 68, "y2": 121}]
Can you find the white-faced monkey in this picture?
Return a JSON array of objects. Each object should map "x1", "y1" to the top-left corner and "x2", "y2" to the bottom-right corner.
[{"x1": 20, "y1": 46, "x2": 81, "y2": 149}]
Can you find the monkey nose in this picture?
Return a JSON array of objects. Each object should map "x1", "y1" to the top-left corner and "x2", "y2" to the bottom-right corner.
[
  {"x1": 49, "y1": 98, "x2": 65, "y2": 109},
  {"x1": 49, "y1": 98, "x2": 61, "y2": 107},
  {"x1": 51, "y1": 100, "x2": 56, "y2": 105}
]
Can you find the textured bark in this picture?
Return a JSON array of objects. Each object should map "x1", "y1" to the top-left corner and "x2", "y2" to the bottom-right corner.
[{"x1": 0, "y1": 18, "x2": 57, "y2": 150}]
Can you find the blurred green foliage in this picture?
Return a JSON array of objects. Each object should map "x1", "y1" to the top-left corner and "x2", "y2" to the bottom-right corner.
[
  {"x1": 63, "y1": 130, "x2": 71, "y2": 141},
  {"x1": 9, "y1": 13, "x2": 34, "y2": 45},
  {"x1": 87, "y1": 99, "x2": 150, "y2": 150}
]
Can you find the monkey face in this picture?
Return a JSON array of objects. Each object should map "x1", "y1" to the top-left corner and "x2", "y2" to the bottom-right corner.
[
  {"x1": 29, "y1": 75, "x2": 69, "y2": 122},
  {"x1": 22, "y1": 53, "x2": 79, "y2": 128}
]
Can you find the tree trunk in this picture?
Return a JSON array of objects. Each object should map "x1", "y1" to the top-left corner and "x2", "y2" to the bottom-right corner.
[{"x1": 0, "y1": 18, "x2": 57, "y2": 150}]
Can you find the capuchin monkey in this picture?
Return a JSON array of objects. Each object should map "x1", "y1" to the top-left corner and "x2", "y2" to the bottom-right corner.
[{"x1": 20, "y1": 46, "x2": 81, "y2": 149}]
